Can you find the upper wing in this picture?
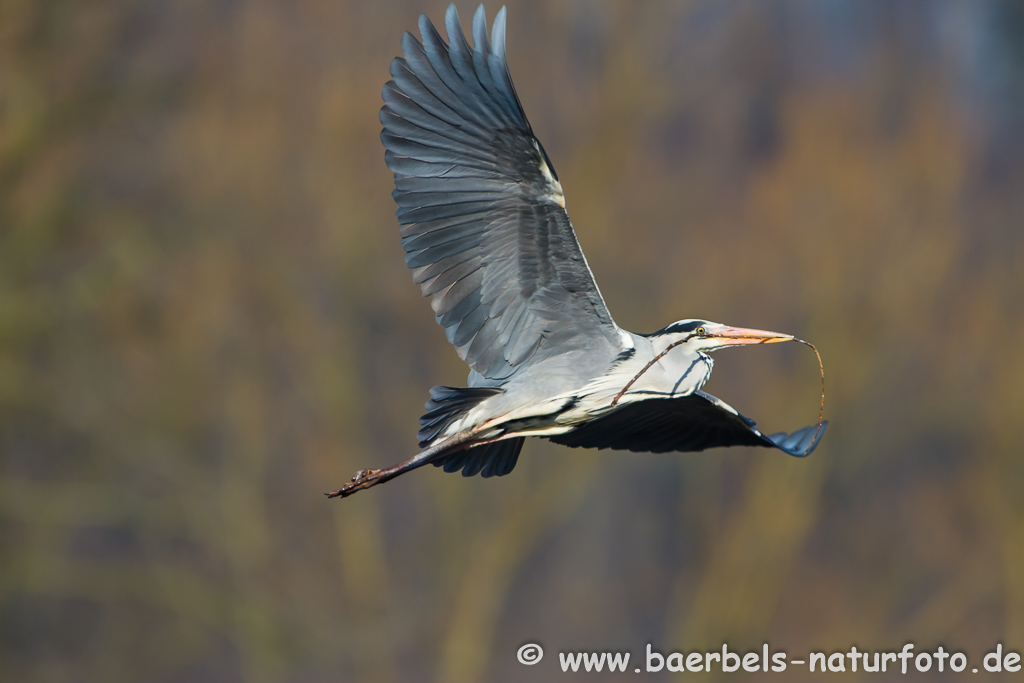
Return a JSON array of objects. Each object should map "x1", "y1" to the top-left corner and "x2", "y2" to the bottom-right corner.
[
  {"x1": 381, "y1": 4, "x2": 624, "y2": 382},
  {"x1": 548, "y1": 390, "x2": 828, "y2": 457}
]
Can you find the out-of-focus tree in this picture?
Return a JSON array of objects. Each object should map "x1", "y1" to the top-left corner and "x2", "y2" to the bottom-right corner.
[{"x1": 2, "y1": 1, "x2": 1022, "y2": 681}]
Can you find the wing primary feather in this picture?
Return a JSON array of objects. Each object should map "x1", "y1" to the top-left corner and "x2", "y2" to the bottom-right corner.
[
  {"x1": 404, "y1": 29, "x2": 495, "y2": 131},
  {"x1": 383, "y1": 150, "x2": 478, "y2": 179},
  {"x1": 399, "y1": 211, "x2": 493, "y2": 237},
  {"x1": 401, "y1": 219, "x2": 486, "y2": 251},
  {"x1": 444, "y1": 6, "x2": 497, "y2": 116},
  {"x1": 410, "y1": 249, "x2": 478, "y2": 284},
  {"x1": 398, "y1": 198, "x2": 499, "y2": 225},
  {"x1": 381, "y1": 120, "x2": 495, "y2": 166},
  {"x1": 390, "y1": 55, "x2": 479, "y2": 133},
  {"x1": 486, "y1": 9, "x2": 524, "y2": 119},
  {"x1": 420, "y1": 257, "x2": 480, "y2": 297},
  {"x1": 381, "y1": 133, "x2": 497, "y2": 171},
  {"x1": 404, "y1": 233, "x2": 482, "y2": 268},
  {"x1": 420, "y1": 11, "x2": 507, "y2": 129},
  {"x1": 472, "y1": 6, "x2": 490, "y2": 57},
  {"x1": 397, "y1": 190, "x2": 506, "y2": 212},
  {"x1": 380, "y1": 105, "x2": 483, "y2": 150},
  {"x1": 381, "y1": 81, "x2": 480, "y2": 140},
  {"x1": 394, "y1": 175, "x2": 504, "y2": 194},
  {"x1": 470, "y1": 8, "x2": 505, "y2": 108}
]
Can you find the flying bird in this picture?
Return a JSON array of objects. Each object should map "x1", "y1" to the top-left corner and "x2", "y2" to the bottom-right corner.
[{"x1": 327, "y1": 4, "x2": 826, "y2": 499}]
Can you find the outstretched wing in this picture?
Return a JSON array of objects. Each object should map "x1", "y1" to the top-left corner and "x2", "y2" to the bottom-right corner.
[
  {"x1": 548, "y1": 390, "x2": 828, "y2": 457},
  {"x1": 381, "y1": 4, "x2": 625, "y2": 382}
]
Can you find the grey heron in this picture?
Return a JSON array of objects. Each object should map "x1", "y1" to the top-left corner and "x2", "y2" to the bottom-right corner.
[{"x1": 327, "y1": 4, "x2": 827, "y2": 499}]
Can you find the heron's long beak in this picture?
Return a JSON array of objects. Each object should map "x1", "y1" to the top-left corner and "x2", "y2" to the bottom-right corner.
[{"x1": 705, "y1": 325, "x2": 794, "y2": 347}]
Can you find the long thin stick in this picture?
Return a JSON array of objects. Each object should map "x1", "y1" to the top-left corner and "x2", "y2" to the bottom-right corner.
[
  {"x1": 794, "y1": 338, "x2": 826, "y2": 457},
  {"x1": 610, "y1": 333, "x2": 697, "y2": 407}
]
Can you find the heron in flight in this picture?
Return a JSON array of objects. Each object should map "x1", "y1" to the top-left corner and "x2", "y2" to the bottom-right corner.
[{"x1": 327, "y1": 5, "x2": 826, "y2": 499}]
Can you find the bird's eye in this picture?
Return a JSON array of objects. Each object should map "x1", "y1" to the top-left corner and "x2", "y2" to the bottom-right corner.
[{"x1": 696, "y1": 326, "x2": 707, "y2": 336}]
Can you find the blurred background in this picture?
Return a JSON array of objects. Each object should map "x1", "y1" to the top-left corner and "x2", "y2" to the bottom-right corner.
[{"x1": 2, "y1": 1, "x2": 1023, "y2": 681}]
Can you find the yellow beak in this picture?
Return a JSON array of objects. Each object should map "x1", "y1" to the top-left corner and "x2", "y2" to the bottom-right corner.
[{"x1": 705, "y1": 325, "x2": 795, "y2": 346}]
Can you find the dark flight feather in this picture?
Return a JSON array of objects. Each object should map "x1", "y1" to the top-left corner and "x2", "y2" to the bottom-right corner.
[{"x1": 548, "y1": 390, "x2": 827, "y2": 457}]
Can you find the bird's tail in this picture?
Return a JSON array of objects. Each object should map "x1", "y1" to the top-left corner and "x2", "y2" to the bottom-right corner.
[
  {"x1": 418, "y1": 385, "x2": 524, "y2": 478},
  {"x1": 417, "y1": 385, "x2": 503, "y2": 447}
]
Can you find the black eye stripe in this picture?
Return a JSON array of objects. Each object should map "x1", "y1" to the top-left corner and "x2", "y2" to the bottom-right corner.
[
  {"x1": 639, "y1": 320, "x2": 708, "y2": 337},
  {"x1": 665, "y1": 320, "x2": 704, "y2": 334}
]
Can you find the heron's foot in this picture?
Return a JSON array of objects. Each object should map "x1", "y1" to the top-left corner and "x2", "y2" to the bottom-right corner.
[
  {"x1": 324, "y1": 435, "x2": 473, "y2": 500},
  {"x1": 325, "y1": 468, "x2": 383, "y2": 499},
  {"x1": 353, "y1": 468, "x2": 380, "y2": 482}
]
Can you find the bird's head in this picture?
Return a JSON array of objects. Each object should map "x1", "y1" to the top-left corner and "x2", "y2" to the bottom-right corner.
[{"x1": 651, "y1": 319, "x2": 795, "y2": 353}]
